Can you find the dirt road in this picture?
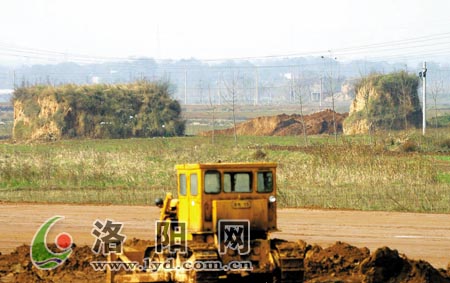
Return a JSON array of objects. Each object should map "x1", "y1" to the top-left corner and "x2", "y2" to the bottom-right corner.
[{"x1": 0, "y1": 203, "x2": 449, "y2": 269}]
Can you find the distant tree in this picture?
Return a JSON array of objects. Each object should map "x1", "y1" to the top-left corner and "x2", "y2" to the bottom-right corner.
[
  {"x1": 222, "y1": 71, "x2": 239, "y2": 144},
  {"x1": 430, "y1": 77, "x2": 444, "y2": 129},
  {"x1": 323, "y1": 55, "x2": 338, "y2": 141},
  {"x1": 207, "y1": 83, "x2": 216, "y2": 144},
  {"x1": 293, "y1": 73, "x2": 309, "y2": 145}
]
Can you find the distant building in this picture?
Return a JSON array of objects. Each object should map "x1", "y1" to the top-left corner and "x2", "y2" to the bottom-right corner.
[{"x1": 311, "y1": 92, "x2": 321, "y2": 102}]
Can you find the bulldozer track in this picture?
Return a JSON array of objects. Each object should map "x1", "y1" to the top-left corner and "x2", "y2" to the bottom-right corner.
[
  {"x1": 272, "y1": 240, "x2": 305, "y2": 283},
  {"x1": 188, "y1": 243, "x2": 223, "y2": 283}
]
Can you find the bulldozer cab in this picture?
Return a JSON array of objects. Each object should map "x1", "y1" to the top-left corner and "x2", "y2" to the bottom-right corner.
[{"x1": 175, "y1": 163, "x2": 278, "y2": 240}]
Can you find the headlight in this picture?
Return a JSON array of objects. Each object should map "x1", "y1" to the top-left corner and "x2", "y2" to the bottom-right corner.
[
  {"x1": 269, "y1": 195, "x2": 276, "y2": 203},
  {"x1": 155, "y1": 197, "x2": 164, "y2": 207}
]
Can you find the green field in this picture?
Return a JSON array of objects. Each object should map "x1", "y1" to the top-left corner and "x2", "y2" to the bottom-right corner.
[{"x1": 0, "y1": 131, "x2": 449, "y2": 213}]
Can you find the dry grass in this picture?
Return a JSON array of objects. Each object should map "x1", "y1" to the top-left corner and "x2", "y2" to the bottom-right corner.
[
  {"x1": 274, "y1": 145, "x2": 448, "y2": 212},
  {"x1": 0, "y1": 132, "x2": 449, "y2": 212}
]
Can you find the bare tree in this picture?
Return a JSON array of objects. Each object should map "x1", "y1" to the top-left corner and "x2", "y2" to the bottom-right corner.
[
  {"x1": 430, "y1": 78, "x2": 443, "y2": 129},
  {"x1": 198, "y1": 80, "x2": 203, "y2": 104},
  {"x1": 323, "y1": 54, "x2": 338, "y2": 142},
  {"x1": 331, "y1": 83, "x2": 337, "y2": 142},
  {"x1": 222, "y1": 71, "x2": 239, "y2": 144},
  {"x1": 207, "y1": 83, "x2": 216, "y2": 144},
  {"x1": 293, "y1": 72, "x2": 309, "y2": 145}
]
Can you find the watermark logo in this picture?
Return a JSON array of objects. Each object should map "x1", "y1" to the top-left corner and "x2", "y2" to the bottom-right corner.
[
  {"x1": 218, "y1": 220, "x2": 250, "y2": 255},
  {"x1": 91, "y1": 219, "x2": 126, "y2": 255},
  {"x1": 30, "y1": 216, "x2": 73, "y2": 270},
  {"x1": 156, "y1": 220, "x2": 187, "y2": 254},
  {"x1": 90, "y1": 219, "x2": 253, "y2": 272}
]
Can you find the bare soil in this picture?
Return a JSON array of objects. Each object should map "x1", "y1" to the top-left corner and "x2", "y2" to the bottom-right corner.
[
  {"x1": 303, "y1": 242, "x2": 450, "y2": 283},
  {"x1": 0, "y1": 245, "x2": 105, "y2": 283},
  {"x1": 200, "y1": 109, "x2": 348, "y2": 136},
  {"x1": 0, "y1": 203, "x2": 449, "y2": 282}
]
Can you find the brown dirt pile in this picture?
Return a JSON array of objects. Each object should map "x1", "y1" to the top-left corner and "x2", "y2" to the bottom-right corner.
[
  {"x1": 304, "y1": 242, "x2": 450, "y2": 283},
  {"x1": 304, "y1": 241, "x2": 369, "y2": 282},
  {"x1": 1, "y1": 240, "x2": 449, "y2": 282},
  {"x1": 359, "y1": 247, "x2": 450, "y2": 283},
  {"x1": 200, "y1": 109, "x2": 348, "y2": 136},
  {"x1": 0, "y1": 244, "x2": 105, "y2": 283}
]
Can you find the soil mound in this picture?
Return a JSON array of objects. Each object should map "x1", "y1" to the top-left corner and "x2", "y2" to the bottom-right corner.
[
  {"x1": 304, "y1": 242, "x2": 450, "y2": 283},
  {"x1": 0, "y1": 244, "x2": 105, "y2": 283},
  {"x1": 305, "y1": 241, "x2": 369, "y2": 281},
  {"x1": 200, "y1": 109, "x2": 348, "y2": 136},
  {"x1": 360, "y1": 247, "x2": 450, "y2": 283},
  {"x1": 1, "y1": 240, "x2": 449, "y2": 282}
]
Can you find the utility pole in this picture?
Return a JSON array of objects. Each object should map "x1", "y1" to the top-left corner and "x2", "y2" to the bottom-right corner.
[
  {"x1": 420, "y1": 61, "x2": 427, "y2": 135},
  {"x1": 320, "y1": 55, "x2": 326, "y2": 110}
]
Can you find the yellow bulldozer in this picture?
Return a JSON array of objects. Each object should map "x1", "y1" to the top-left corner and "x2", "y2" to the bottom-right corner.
[{"x1": 108, "y1": 162, "x2": 305, "y2": 282}]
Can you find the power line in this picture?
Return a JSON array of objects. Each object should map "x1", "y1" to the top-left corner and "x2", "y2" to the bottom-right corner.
[
  {"x1": 200, "y1": 32, "x2": 450, "y2": 62},
  {"x1": 2, "y1": 31, "x2": 450, "y2": 64}
]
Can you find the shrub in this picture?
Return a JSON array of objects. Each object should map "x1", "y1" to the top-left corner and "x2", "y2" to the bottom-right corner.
[
  {"x1": 440, "y1": 138, "x2": 450, "y2": 149},
  {"x1": 401, "y1": 140, "x2": 418, "y2": 152},
  {"x1": 252, "y1": 149, "x2": 267, "y2": 160}
]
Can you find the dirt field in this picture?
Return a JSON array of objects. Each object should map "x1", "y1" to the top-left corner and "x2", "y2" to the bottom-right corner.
[{"x1": 1, "y1": 203, "x2": 449, "y2": 282}]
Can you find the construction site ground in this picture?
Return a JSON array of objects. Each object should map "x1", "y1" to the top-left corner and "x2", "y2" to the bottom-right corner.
[{"x1": 1, "y1": 203, "x2": 449, "y2": 282}]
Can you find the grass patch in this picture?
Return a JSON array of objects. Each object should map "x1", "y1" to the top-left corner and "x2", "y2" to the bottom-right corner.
[
  {"x1": 437, "y1": 173, "x2": 450, "y2": 184},
  {"x1": 0, "y1": 132, "x2": 449, "y2": 213},
  {"x1": 435, "y1": 156, "x2": 450, "y2": 162},
  {"x1": 429, "y1": 114, "x2": 450, "y2": 128},
  {"x1": 432, "y1": 155, "x2": 450, "y2": 184}
]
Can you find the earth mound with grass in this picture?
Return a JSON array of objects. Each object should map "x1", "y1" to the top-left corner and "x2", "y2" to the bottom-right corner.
[
  {"x1": 200, "y1": 109, "x2": 348, "y2": 136},
  {"x1": 344, "y1": 71, "x2": 422, "y2": 135},
  {"x1": 12, "y1": 82, "x2": 185, "y2": 141}
]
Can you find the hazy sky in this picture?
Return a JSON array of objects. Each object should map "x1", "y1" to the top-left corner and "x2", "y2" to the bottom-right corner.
[{"x1": 1, "y1": 0, "x2": 450, "y2": 63}]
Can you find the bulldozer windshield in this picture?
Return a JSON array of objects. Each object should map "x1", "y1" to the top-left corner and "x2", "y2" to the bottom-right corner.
[
  {"x1": 224, "y1": 172, "x2": 252, "y2": 193},
  {"x1": 203, "y1": 169, "x2": 273, "y2": 194}
]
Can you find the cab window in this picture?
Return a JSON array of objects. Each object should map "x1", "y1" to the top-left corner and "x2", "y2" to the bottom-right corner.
[
  {"x1": 205, "y1": 170, "x2": 220, "y2": 194},
  {"x1": 224, "y1": 172, "x2": 252, "y2": 193},
  {"x1": 190, "y1": 174, "x2": 198, "y2": 196},
  {"x1": 257, "y1": 172, "x2": 273, "y2": 193},
  {"x1": 179, "y1": 174, "x2": 187, "y2": 196}
]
